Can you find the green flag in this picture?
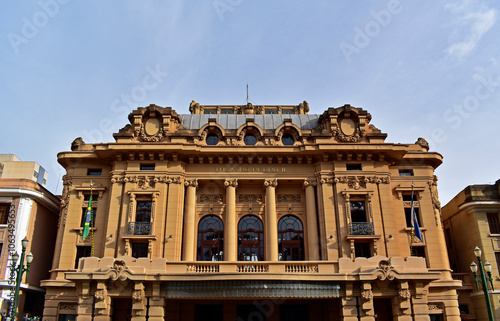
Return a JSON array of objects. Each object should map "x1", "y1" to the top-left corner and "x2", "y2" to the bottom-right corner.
[{"x1": 82, "y1": 184, "x2": 92, "y2": 240}]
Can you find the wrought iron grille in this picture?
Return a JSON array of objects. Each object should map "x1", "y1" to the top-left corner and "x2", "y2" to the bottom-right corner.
[
  {"x1": 127, "y1": 222, "x2": 152, "y2": 235},
  {"x1": 349, "y1": 222, "x2": 374, "y2": 235}
]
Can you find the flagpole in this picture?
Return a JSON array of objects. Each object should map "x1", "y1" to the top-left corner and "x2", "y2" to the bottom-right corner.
[
  {"x1": 90, "y1": 180, "x2": 94, "y2": 257},
  {"x1": 410, "y1": 182, "x2": 414, "y2": 256}
]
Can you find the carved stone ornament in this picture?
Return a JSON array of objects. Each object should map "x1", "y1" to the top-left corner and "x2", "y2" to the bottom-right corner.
[
  {"x1": 109, "y1": 259, "x2": 129, "y2": 281},
  {"x1": 416, "y1": 137, "x2": 429, "y2": 150},
  {"x1": 135, "y1": 123, "x2": 165, "y2": 142},
  {"x1": 399, "y1": 288, "x2": 411, "y2": 300},
  {"x1": 264, "y1": 179, "x2": 278, "y2": 188},
  {"x1": 428, "y1": 175, "x2": 442, "y2": 227},
  {"x1": 428, "y1": 303, "x2": 444, "y2": 311},
  {"x1": 277, "y1": 195, "x2": 302, "y2": 202},
  {"x1": 132, "y1": 288, "x2": 145, "y2": 303},
  {"x1": 200, "y1": 194, "x2": 224, "y2": 203},
  {"x1": 361, "y1": 289, "x2": 373, "y2": 301},
  {"x1": 238, "y1": 194, "x2": 263, "y2": 203},
  {"x1": 334, "y1": 176, "x2": 390, "y2": 188},
  {"x1": 224, "y1": 179, "x2": 239, "y2": 188},
  {"x1": 185, "y1": 179, "x2": 199, "y2": 187},
  {"x1": 320, "y1": 177, "x2": 334, "y2": 185},
  {"x1": 376, "y1": 259, "x2": 396, "y2": 281},
  {"x1": 95, "y1": 288, "x2": 107, "y2": 302},
  {"x1": 59, "y1": 176, "x2": 72, "y2": 227},
  {"x1": 303, "y1": 179, "x2": 317, "y2": 187}
]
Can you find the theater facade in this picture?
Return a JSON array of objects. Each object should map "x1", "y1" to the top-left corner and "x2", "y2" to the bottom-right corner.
[{"x1": 42, "y1": 102, "x2": 461, "y2": 321}]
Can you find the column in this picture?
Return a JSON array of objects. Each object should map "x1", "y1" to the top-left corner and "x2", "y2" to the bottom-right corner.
[
  {"x1": 224, "y1": 179, "x2": 238, "y2": 261},
  {"x1": 359, "y1": 283, "x2": 375, "y2": 321},
  {"x1": 393, "y1": 281, "x2": 413, "y2": 321},
  {"x1": 304, "y1": 179, "x2": 320, "y2": 260},
  {"x1": 264, "y1": 179, "x2": 278, "y2": 261},
  {"x1": 412, "y1": 282, "x2": 430, "y2": 321},
  {"x1": 131, "y1": 283, "x2": 147, "y2": 321},
  {"x1": 182, "y1": 179, "x2": 198, "y2": 261},
  {"x1": 76, "y1": 281, "x2": 94, "y2": 321}
]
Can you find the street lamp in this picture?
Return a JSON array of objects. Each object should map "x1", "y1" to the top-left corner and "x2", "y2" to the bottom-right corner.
[
  {"x1": 9, "y1": 237, "x2": 33, "y2": 321},
  {"x1": 470, "y1": 246, "x2": 495, "y2": 321}
]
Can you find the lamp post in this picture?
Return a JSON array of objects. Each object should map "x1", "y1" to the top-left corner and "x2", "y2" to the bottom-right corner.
[
  {"x1": 470, "y1": 246, "x2": 495, "y2": 321},
  {"x1": 9, "y1": 237, "x2": 33, "y2": 321}
]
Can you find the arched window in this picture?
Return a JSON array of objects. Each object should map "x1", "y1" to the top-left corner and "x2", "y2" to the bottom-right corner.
[
  {"x1": 238, "y1": 215, "x2": 264, "y2": 261},
  {"x1": 278, "y1": 215, "x2": 304, "y2": 261},
  {"x1": 197, "y1": 215, "x2": 224, "y2": 261}
]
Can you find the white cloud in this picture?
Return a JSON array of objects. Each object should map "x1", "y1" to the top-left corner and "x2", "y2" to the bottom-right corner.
[{"x1": 445, "y1": 1, "x2": 497, "y2": 60}]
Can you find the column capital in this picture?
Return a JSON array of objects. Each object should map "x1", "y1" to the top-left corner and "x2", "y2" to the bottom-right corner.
[
  {"x1": 224, "y1": 179, "x2": 239, "y2": 188},
  {"x1": 320, "y1": 177, "x2": 334, "y2": 185},
  {"x1": 264, "y1": 179, "x2": 278, "y2": 188},
  {"x1": 184, "y1": 179, "x2": 198, "y2": 187},
  {"x1": 303, "y1": 179, "x2": 317, "y2": 187}
]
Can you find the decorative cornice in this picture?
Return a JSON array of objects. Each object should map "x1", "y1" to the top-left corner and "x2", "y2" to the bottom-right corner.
[{"x1": 334, "y1": 175, "x2": 390, "y2": 189}]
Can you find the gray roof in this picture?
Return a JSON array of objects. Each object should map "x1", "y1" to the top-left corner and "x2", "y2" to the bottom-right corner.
[{"x1": 180, "y1": 114, "x2": 320, "y2": 130}]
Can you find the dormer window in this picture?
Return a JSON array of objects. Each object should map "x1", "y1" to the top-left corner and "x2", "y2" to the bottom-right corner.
[
  {"x1": 281, "y1": 134, "x2": 295, "y2": 146},
  {"x1": 206, "y1": 133, "x2": 219, "y2": 146},
  {"x1": 244, "y1": 134, "x2": 257, "y2": 146}
]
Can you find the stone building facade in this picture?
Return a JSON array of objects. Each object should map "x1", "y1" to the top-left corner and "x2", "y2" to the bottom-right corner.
[
  {"x1": 0, "y1": 155, "x2": 60, "y2": 318},
  {"x1": 42, "y1": 102, "x2": 461, "y2": 321},
  {"x1": 442, "y1": 179, "x2": 500, "y2": 321}
]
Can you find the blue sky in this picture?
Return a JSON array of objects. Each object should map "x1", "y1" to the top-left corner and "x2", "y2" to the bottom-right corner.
[{"x1": 0, "y1": 1, "x2": 499, "y2": 204}]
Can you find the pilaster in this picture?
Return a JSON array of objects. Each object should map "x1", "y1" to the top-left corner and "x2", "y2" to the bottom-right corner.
[
  {"x1": 224, "y1": 179, "x2": 238, "y2": 261},
  {"x1": 148, "y1": 283, "x2": 165, "y2": 321},
  {"x1": 341, "y1": 283, "x2": 359, "y2": 321},
  {"x1": 264, "y1": 179, "x2": 278, "y2": 261},
  {"x1": 182, "y1": 179, "x2": 198, "y2": 261},
  {"x1": 304, "y1": 179, "x2": 319, "y2": 260}
]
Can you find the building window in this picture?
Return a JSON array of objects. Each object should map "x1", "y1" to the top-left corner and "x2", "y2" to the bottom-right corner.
[
  {"x1": 203, "y1": 109, "x2": 217, "y2": 114},
  {"x1": 459, "y1": 304, "x2": 470, "y2": 315},
  {"x1": 278, "y1": 215, "x2": 304, "y2": 261},
  {"x1": 265, "y1": 109, "x2": 278, "y2": 114},
  {"x1": 349, "y1": 200, "x2": 374, "y2": 235},
  {"x1": 75, "y1": 246, "x2": 91, "y2": 268},
  {"x1": 346, "y1": 164, "x2": 362, "y2": 171},
  {"x1": 0, "y1": 203, "x2": 11, "y2": 224},
  {"x1": 87, "y1": 168, "x2": 102, "y2": 176},
  {"x1": 220, "y1": 109, "x2": 233, "y2": 114},
  {"x1": 132, "y1": 242, "x2": 149, "y2": 258},
  {"x1": 281, "y1": 134, "x2": 295, "y2": 146},
  {"x1": 140, "y1": 164, "x2": 155, "y2": 171},
  {"x1": 412, "y1": 246, "x2": 426, "y2": 260},
  {"x1": 281, "y1": 109, "x2": 295, "y2": 114},
  {"x1": 487, "y1": 213, "x2": 500, "y2": 234},
  {"x1": 354, "y1": 242, "x2": 372, "y2": 258},
  {"x1": 83, "y1": 194, "x2": 97, "y2": 202},
  {"x1": 244, "y1": 134, "x2": 257, "y2": 146},
  {"x1": 238, "y1": 215, "x2": 264, "y2": 261},
  {"x1": 197, "y1": 215, "x2": 224, "y2": 261},
  {"x1": 206, "y1": 133, "x2": 219, "y2": 146},
  {"x1": 405, "y1": 207, "x2": 421, "y2": 228},
  {"x1": 399, "y1": 169, "x2": 414, "y2": 176},
  {"x1": 128, "y1": 201, "x2": 153, "y2": 235},
  {"x1": 33, "y1": 170, "x2": 39, "y2": 178},
  {"x1": 495, "y1": 252, "x2": 500, "y2": 274},
  {"x1": 80, "y1": 208, "x2": 97, "y2": 228}
]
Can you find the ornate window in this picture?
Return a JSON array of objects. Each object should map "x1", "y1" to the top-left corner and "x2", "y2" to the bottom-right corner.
[
  {"x1": 244, "y1": 134, "x2": 257, "y2": 146},
  {"x1": 197, "y1": 215, "x2": 224, "y2": 261},
  {"x1": 129, "y1": 201, "x2": 152, "y2": 235},
  {"x1": 238, "y1": 215, "x2": 264, "y2": 261},
  {"x1": 0, "y1": 203, "x2": 11, "y2": 225},
  {"x1": 281, "y1": 134, "x2": 295, "y2": 146},
  {"x1": 206, "y1": 133, "x2": 219, "y2": 145},
  {"x1": 278, "y1": 215, "x2": 304, "y2": 261}
]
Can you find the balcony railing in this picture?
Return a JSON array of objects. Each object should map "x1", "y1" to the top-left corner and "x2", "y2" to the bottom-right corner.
[
  {"x1": 349, "y1": 222, "x2": 375, "y2": 235},
  {"x1": 127, "y1": 222, "x2": 152, "y2": 235}
]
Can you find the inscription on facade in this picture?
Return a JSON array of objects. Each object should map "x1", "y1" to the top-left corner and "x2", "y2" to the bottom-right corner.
[
  {"x1": 215, "y1": 167, "x2": 286, "y2": 173},
  {"x1": 277, "y1": 195, "x2": 302, "y2": 202}
]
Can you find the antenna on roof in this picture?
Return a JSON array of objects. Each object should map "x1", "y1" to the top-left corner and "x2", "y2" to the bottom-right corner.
[{"x1": 245, "y1": 84, "x2": 254, "y2": 104}]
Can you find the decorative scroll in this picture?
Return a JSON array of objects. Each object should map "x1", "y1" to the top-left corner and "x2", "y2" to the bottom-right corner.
[
  {"x1": 95, "y1": 289, "x2": 107, "y2": 302},
  {"x1": 59, "y1": 303, "x2": 76, "y2": 311},
  {"x1": 376, "y1": 259, "x2": 397, "y2": 281},
  {"x1": 185, "y1": 179, "x2": 199, "y2": 187},
  {"x1": 264, "y1": 179, "x2": 278, "y2": 188},
  {"x1": 136, "y1": 123, "x2": 165, "y2": 142},
  {"x1": 303, "y1": 179, "x2": 317, "y2": 187},
  {"x1": 224, "y1": 179, "x2": 239, "y2": 188},
  {"x1": 239, "y1": 195, "x2": 263, "y2": 203},
  {"x1": 277, "y1": 195, "x2": 302, "y2": 203},
  {"x1": 403, "y1": 201, "x2": 420, "y2": 207},
  {"x1": 200, "y1": 194, "x2": 224, "y2": 203},
  {"x1": 334, "y1": 128, "x2": 365, "y2": 142}
]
